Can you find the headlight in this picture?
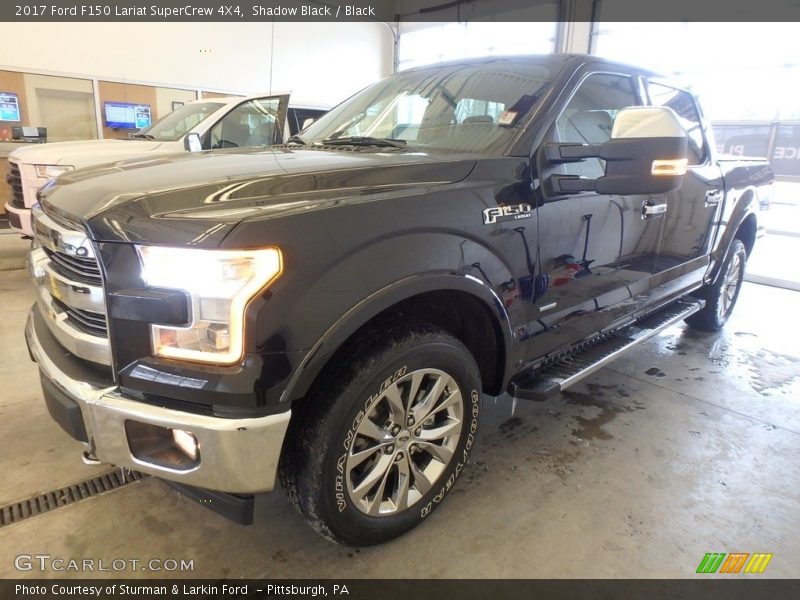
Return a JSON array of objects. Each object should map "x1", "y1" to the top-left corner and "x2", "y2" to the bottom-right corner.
[
  {"x1": 137, "y1": 246, "x2": 283, "y2": 364},
  {"x1": 34, "y1": 164, "x2": 74, "y2": 179}
]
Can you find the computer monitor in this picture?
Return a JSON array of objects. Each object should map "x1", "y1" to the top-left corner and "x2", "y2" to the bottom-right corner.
[
  {"x1": 104, "y1": 102, "x2": 152, "y2": 129},
  {"x1": 0, "y1": 92, "x2": 21, "y2": 122}
]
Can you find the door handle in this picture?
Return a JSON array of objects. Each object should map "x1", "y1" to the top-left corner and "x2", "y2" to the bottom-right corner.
[
  {"x1": 641, "y1": 201, "x2": 667, "y2": 219},
  {"x1": 705, "y1": 189, "x2": 723, "y2": 207}
]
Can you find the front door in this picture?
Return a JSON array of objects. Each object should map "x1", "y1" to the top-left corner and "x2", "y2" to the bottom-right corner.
[{"x1": 524, "y1": 71, "x2": 663, "y2": 359}]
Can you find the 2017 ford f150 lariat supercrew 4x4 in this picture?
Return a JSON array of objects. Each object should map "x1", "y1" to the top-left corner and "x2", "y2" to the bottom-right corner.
[{"x1": 25, "y1": 55, "x2": 773, "y2": 546}]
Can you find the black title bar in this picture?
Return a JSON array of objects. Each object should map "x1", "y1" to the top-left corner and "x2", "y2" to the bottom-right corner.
[{"x1": 2, "y1": 0, "x2": 800, "y2": 22}]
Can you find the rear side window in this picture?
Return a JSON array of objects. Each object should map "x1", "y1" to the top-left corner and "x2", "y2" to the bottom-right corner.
[
  {"x1": 548, "y1": 73, "x2": 639, "y2": 179},
  {"x1": 647, "y1": 82, "x2": 707, "y2": 165}
]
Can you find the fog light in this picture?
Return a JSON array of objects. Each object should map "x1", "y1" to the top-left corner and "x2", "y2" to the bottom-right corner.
[
  {"x1": 172, "y1": 429, "x2": 199, "y2": 460},
  {"x1": 125, "y1": 420, "x2": 201, "y2": 471}
]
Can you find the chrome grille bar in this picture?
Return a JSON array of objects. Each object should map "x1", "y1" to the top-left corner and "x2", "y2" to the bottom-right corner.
[{"x1": 29, "y1": 206, "x2": 111, "y2": 366}]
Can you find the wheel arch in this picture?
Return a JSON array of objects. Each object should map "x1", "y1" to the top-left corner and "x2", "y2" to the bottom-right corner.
[
  {"x1": 280, "y1": 272, "x2": 514, "y2": 404},
  {"x1": 708, "y1": 188, "x2": 758, "y2": 285}
]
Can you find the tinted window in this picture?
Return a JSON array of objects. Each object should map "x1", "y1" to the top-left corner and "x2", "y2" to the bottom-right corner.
[
  {"x1": 287, "y1": 108, "x2": 328, "y2": 136},
  {"x1": 648, "y1": 82, "x2": 706, "y2": 164},
  {"x1": 548, "y1": 73, "x2": 639, "y2": 179}
]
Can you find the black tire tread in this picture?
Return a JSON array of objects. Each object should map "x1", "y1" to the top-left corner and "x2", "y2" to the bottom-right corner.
[
  {"x1": 279, "y1": 319, "x2": 474, "y2": 545},
  {"x1": 685, "y1": 239, "x2": 747, "y2": 332}
]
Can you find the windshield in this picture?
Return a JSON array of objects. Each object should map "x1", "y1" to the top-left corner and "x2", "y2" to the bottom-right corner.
[
  {"x1": 298, "y1": 60, "x2": 552, "y2": 154},
  {"x1": 138, "y1": 102, "x2": 224, "y2": 141}
]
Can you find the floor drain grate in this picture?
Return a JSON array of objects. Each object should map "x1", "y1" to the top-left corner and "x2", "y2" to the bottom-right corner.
[{"x1": 0, "y1": 468, "x2": 147, "y2": 527}]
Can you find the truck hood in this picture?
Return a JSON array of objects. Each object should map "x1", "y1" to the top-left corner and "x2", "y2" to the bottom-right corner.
[
  {"x1": 10, "y1": 139, "x2": 170, "y2": 168},
  {"x1": 39, "y1": 147, "x2": 477, "y2": 246}
]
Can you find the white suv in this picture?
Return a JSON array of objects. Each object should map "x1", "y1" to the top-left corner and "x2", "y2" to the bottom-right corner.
[{"x1": 5, "y1": 94, "x2": 326, "y2": 236}]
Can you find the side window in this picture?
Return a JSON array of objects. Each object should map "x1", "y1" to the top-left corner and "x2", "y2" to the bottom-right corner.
[
  {"x1": 548, "y1": 73, "x2": 639, "y2": 179},
  {"x1": 209, "y1": 98, "x2": 282, "y2": 149},
  {"x1": 647, "y1": 82, "x2": 706, "y2": 165}
]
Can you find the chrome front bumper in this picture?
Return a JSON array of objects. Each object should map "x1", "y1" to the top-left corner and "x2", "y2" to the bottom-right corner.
[{"x1": 25, "y1": 307, "x2": 291, "y2": 493}]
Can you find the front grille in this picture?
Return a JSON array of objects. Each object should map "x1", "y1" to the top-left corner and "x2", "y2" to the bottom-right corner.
[
  {"x1": 52, "y1": 298, "x2": 108, "y2": 337},
  {"x1": 43, "y1": 247, "x2": 103, "y2": 286},
  {"x1": 6, "y1": 162, "x2": 24, "y2": 209},
  {"x1": 31, "y1": 206, "x2": 112, "y2": 364}
]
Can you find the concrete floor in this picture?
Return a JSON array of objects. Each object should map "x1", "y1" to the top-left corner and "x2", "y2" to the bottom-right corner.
[{"x1": 0, "y1": 236, "x2": 798, "y2": 579}]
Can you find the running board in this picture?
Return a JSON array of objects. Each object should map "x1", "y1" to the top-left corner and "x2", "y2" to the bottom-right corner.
[{"x1": 508, "y1": 298, "x2": 704, "y2": 402}]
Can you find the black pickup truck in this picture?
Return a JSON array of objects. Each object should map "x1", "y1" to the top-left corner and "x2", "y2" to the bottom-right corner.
[{"x1": 25, "y1": 54, "x2": 773, "y2": 546}]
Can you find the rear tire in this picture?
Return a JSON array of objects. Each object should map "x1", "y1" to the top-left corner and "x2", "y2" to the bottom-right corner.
[
  {"x1": 685, "y1": 239, "x2": 747, "y2": 332},
  {"x1": 280, "y1": 323, "x2": 482, "y2": 546}
]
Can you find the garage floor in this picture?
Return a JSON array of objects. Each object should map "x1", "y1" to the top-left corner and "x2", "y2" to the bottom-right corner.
[{"x1": 0, "y1": 237, "x2": 798, "y2": 578}]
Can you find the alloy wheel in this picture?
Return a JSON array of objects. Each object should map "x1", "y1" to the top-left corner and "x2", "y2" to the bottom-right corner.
[{"x1": 345, "y1": 368, "x2": 463, "y2": 516}]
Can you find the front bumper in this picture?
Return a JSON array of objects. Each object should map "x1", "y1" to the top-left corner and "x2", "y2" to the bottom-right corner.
[
  {"x1": 4, "y1": 202, "x2": 32, "y2": 236},
  {"x1": 25, "y1": 305, "x2": 291, "y2": 493}
]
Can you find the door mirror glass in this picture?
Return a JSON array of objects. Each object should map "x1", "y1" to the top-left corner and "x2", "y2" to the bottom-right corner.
[
  {"x1": 543, "y1": 106, "x2": 688, "y2": 197},
  {"x1": 184, "y1": 132, "x2": 202, "y2": 153}
]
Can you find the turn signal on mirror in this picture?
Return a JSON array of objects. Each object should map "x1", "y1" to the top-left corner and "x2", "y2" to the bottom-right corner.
[{"x1": 651, "y1": 158, "x2": 688, "y2": 176}]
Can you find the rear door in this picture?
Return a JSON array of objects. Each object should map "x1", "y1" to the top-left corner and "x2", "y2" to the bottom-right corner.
[{"x1": 643, "y1": 80, "x2": 723, "y2": 296}]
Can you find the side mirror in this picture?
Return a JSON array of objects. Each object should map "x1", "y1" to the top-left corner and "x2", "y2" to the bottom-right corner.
[
  {"x1": 543, "y1": 106, "x2": 688, "y2": 196},
  {"x1": 184, "y1": 132, "x2": 202, "y2": 153},
  {"x1": 301, "y1": 117, "x2": 315, "y2": 130}
]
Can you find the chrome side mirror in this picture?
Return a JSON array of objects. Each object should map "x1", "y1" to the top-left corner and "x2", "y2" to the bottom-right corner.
[{"x1": 544, "y1": 106, "x2": 689, "y2": 196}]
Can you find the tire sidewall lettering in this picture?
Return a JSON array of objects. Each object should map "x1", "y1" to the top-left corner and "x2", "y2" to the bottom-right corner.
[{"x1": 420, "y1": 388, "x2": 480, "y2": 519}]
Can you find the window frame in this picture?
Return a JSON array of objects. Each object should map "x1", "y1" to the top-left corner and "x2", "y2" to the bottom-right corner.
[
  {"x1": 536, "y1": 69, "x2": 644, "y2": 201},
  {"x1": 201, "y1": 94, "x2": 289, "y2": 150},
  {"x1": 644, "y1": 78, "x2": 711, "y2": 167}
]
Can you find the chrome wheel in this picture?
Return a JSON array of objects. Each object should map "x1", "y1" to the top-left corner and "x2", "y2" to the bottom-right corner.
[
  {"x1": 345, "y1": 368, "x2": 463, "y2": 516},
  {"x1": 717, "y1": 251, "x2": 743, "y2": 320}
]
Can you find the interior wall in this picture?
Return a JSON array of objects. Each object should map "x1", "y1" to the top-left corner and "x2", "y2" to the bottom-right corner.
[
  {"x1": 97, "y1": 81, "x2": 158, "y2": 140},
  {"x1": 24, "y1": 74, "x2": 96, "y2": 141},
  {"x1": 0, "y1": 22, "x2": 394, "y2": 107},
  {"x1": 155, "y1": 88, "x2": 198, "y2": 121}
]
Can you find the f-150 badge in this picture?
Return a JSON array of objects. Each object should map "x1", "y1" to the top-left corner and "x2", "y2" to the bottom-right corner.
[{"x1": 483, "y1": 204, "x2": 533, "y2": 225}]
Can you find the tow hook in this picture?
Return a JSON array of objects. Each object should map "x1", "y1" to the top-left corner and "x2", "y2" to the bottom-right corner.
[{"x1": 81, "y1": 451, "x2": 102, "y2": 466}]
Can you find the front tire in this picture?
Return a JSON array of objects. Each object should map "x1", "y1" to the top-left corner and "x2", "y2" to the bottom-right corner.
[
  {"x1": 685, "y1": 239, "x2": 747, "y2": 331},
  {"x1": 280, "y1": 323, "x2": 482, "y2": 546}
]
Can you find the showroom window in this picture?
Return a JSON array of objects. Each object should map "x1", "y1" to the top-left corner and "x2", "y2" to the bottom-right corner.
[
  {"x1": 398, "y1": 21, "x2": 556, "y2": 70},
  {"x1": 548, "y1": 73, "x2": 639, "y2": 179}
]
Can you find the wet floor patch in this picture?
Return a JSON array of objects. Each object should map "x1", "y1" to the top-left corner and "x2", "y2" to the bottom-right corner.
[
  {"x1": 562, "y1": 384, "x2": 644, "y2": 442},
  {"x1": 645, "y1": 367, "x2": 667, "y2": 377}
]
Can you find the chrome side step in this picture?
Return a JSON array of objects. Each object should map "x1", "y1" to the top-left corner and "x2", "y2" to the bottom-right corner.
[{"x1": 508, "y1": 298, "x2": 704, "y2": 401}]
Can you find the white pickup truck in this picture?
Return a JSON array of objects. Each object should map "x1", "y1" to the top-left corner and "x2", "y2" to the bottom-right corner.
[{"x1": 5, "y1": 93, "x2": 327, "y2": 236}]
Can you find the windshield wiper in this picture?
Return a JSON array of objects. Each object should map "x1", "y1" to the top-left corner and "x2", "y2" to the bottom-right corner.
[
  {"x1": 286, "y1": 135, "x2": 306, "y2": 145},
  {"x1": 128, "y1": 132, "x2": 156, "y2": 140},
  {"x1": 320, "y1": 136, "x2": 408, "y2": 149}
]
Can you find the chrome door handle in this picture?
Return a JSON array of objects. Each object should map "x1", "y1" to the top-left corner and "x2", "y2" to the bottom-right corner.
[
  {"x1": 705, "y1": 189, "x2": 723, "y2": 207},
  {"x1": 641, "y1": 201, "x2": 667, "y2": 219}
]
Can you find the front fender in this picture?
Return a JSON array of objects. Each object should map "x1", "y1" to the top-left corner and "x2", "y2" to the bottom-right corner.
[{"x1": 279, "y1": 270, "x2": 514, "y2": 404}]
